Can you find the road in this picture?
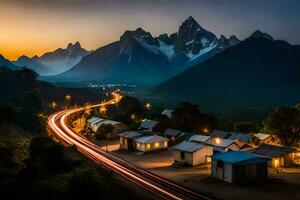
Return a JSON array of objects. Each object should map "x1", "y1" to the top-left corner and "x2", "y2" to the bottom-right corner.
[{"x1": 47, "y1": 93, "x2": 213, "y2": 200}]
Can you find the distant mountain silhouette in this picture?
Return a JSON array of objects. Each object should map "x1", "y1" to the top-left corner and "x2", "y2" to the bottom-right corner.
[
  {"x1": 150, "y1": 32, "x2": 300, "y2": 114},
  {"x1": 0, "y1": 54, "x2": 19, "y2": 70},
  {"x1": 13, "y1": 42, "x2": 92, "y2": 75},
  {"x1": 46, "y1": 17, "x2": 239, "y2": 85}
]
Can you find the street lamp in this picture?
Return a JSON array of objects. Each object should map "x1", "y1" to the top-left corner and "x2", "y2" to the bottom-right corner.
[
  {"x1": 65, "y1": 94, "x2": 71, "y2": 101},
  {"x1": 51, "y1": 101, "x2": 57, "y2": 108},
  {"x1": 145, "y1": 103, "x2": 151, "y2": 110}
]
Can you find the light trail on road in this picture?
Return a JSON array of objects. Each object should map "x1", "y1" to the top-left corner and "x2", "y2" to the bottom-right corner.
[{"x1": 47, "y1": 93, "x2": 213, "y2": 200}]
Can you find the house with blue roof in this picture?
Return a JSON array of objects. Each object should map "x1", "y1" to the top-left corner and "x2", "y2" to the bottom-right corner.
[{"x1": 211, "y1": 151, "x2": 270, "y2": 184}]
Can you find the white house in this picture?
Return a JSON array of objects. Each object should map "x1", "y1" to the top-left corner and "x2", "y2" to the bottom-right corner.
[
  {"x1": 205, "y1": 138, "x2": 240, "y2": 153},
  {"x1": 173, "y1": 141, "x2": 213, "y2": 166},
  {"x1": 87, "y1": 117, "x2": 128, "y2": 138},
  {"x1": 134, "y1": 135, "x2": 168, "y2": 152}
]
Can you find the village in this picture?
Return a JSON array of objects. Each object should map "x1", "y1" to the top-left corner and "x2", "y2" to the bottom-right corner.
[{"x1": 72, "y1": 95, "x2": 300, "y2": 200}]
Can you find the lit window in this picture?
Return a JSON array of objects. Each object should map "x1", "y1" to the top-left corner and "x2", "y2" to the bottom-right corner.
[
  {"x1": 215, "y1": 138, "x2": 220, "y2": 144},
  {"x1": 164, "y1": 141, "x2": 168, "y2": 147},
  {"x1": 146, "y1": 144, "x2": 151, "y2": 150},
  {"x1": 136, "y1": 142, "x2": 140, "y2": 148},
  {"x1": 154, "y1": 142, "x2": 160, "y2": 148}
]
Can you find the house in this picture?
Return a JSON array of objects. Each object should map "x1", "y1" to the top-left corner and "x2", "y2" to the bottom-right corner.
[
  {"x1": 88, "y1": 117, "x2": 104, "y2": 131},
  {"x1": 173, "y1": 141, "x2": 213, "y2": 166},
  {"x1": 188, "y1": 134, "x2": 211, "y2": 143},
  {"x1": 251, "y1": 144, "x2": 296, "y2": 168},
  {"x1": 253, "y1": 133, "x2": 273, "y2": 145},
  {"x1": 138, "y1": 119, "x2": 158, "y2": 132},
  {"x1": 134, "y1": 135, "x2": 168, "y2": 152},
  {"x1": 209, "y1": 130, "x2": 231, "y2": 139},
  {"x1": 119, "y1": 131, "x2": 142, "y2": 151},
  {"x1": 211, "y1": 151, "x2": 270, "y2": 184},
  {"x1": 161, "y1": 109, "x2": 174, "y2": 118},
  {"x1": 87, "y1": 117, "x2": 101, "y2": 126},
  {"x1": 88, "y1": 117, "x2": 128, "y2": 137},
  {"x1": 164, "y1": 128, "x2": 181, "y2": 141},
  {"x1": 229, "y1": 133, "x2": 251, "y2": 143},
  {"x1": 205, "y1": 138, "x2": 240, "y2": 153}
]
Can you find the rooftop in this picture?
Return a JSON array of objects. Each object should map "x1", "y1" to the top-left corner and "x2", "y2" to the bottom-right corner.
[
  {"x1": 209, "y1": 130, "x2": 231, "y2": 139},
  {"x1": 161, "y1": 109, "x2": 174, "y2": 118},
  {"x1": 206, "y1": 138, "x2": 237, "y2": 148},
  {"x1": 254, "y1": 133, "x2": 271, "y2": 141},
  {"x1": 118, "y1": 131, "x2": 142, "y2": 139},
  {"x1": 173, "y1": 141, "x2": 205, "y2": 153},
  {"x1": 229, "y1": 133, "x2": 251, "y2": 143},
  {"x1": 188, "y1": 134, "x2": 211, "y2": 143},
  {"x1": 164, "y1": 128, "x2": 181, "y2": 137},
  {"x1": 139, "y1": 119, "x2": 158, "y2": 130},
  {"x1": 252, "y1": 143, "x2": 294, "y2": 158},
  {"x1": 134, "y1": 135, "x2": 168, "y2": 144},
  {"x1": 212, "y1": 151, "x2": 270, "y2": 164}
]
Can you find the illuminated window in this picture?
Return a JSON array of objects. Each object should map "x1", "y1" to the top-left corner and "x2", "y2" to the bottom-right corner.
[
  {"x1": 146, "y1": 144, "x2": 151, "y2": 150},
  {"x1": 164, "y1": 141, "x2": 168, "y2": 147},
  {"x1": 206, "y1": 156, "x2": 212, "y2": 163},
  {"x1": 154, "y1": 142, "x2": 160, "y2": 148},
  {"x1": 215, "y1": 138, "x2": 220, "y2": 145},
  {"x1": 136, "y1": 142, "x2": 140, "y2": 148}
]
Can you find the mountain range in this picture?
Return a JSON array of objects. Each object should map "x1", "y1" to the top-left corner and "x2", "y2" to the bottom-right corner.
[
  {"x1": 0, "y1": 54, "x2": 19, "y2": 70},
  {"x1": 149, "y1": 33, "x2": 300, "y2": 116},
  {"x1": 45, "y1": 16, "x2": 240, "y2": 84},
  {"x1": 13, "y1": 42, "x2": 92, "y2": 75}
]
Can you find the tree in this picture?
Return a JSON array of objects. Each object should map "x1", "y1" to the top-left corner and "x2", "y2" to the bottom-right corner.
[
  {"x1": 95, "y1": 124, "x2": 114, "y2": 140},
  {"x1": 172, "y1": 102, "x2": 217, "y2": 132},
  {"x1": 263, "y1": 106, "x2": 300, "y2": 147},
  {"x1": 233, "y1": 121, "x2": 259, "y2": 133}
]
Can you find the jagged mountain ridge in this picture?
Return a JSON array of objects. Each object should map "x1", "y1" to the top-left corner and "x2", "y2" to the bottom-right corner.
[
  {"x1": 150, "y1": 33, "x2": 300, "y2": 114},
  {"x1": 13, "y1": 42, "x2": 92, "y2": 75},
  {"x1": 0, "y1": 54, "x2": 19, "y2": 70},
  {"x1": 47, "y1": 16, "x2": 240, "y2": 85}
]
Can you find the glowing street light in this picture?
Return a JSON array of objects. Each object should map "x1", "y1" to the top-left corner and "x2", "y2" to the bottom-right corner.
[
  {"x1": 203, "y1": 128, "x2": 208, "y2": 134},
  {"x1": 65, "y1": 94, "x2": 71, "y2": 101},
  {"x1": 51, "y1": 101, "x2": 57, "y2": 108},
  {"x1": 145, "y1": 103, "x2": 151, "y2": 110}
]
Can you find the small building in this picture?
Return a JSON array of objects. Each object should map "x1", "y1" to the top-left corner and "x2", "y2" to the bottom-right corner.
[
  {"x1": 161, "y1": 109, "x2": 174, "y2": 118},
  {"x1": 88, "y1": 117, "x2": 128, "y2": 138},
  {"x1": 164, "y1": 128, "x2": 181, "y2": 141},
  {"x1": 188, "y1": 134, "x2": 211, "y2": 143},
  {"x1": 138, "y1": 119, "x2": 158, "y2": 132},
  {"x1": 205, "y1": 138, "x2": 240, "y2": 153},
  {"x1": 134, "y1": 135, "x2": 168, "y2": 152},
  {"x1": 119, "y1": 131, "x2": 142, "y2": 151},
  {"x1": 87, "y1": 117, "x2": 101, "y2": 126},
  {"x1": 211, "y1": 151, "x2": 270, "y2": 184},
  {"x1": 251, "y1": 144, "x2": 296, "y2": 168},
  {"x1": 253, "y1": 133, "x2": 273, "y2": 145},
  {"x1": 209, "y1": 130, "x2": 232, "y2": 139},
  {"x1": 173, "y1": 141, "x2": 213, "y2": 166},
  {"x1": 229, "y1": 133, "x2": 251, "y2": 143}
]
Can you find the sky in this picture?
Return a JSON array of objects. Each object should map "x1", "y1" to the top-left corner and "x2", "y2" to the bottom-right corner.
[{"x1": 0, "y1": 0, "x2": 299, "y2": 60}]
